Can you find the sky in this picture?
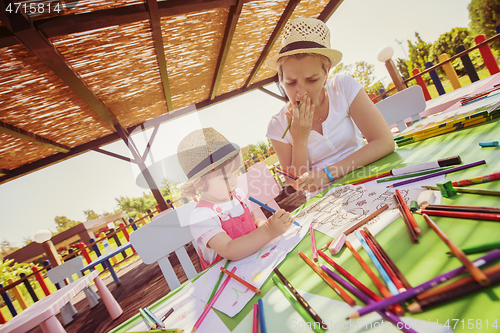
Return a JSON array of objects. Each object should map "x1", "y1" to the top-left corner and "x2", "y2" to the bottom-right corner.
[{"x1": 0, "y1": 0, "x2": 473, "y2": 247}]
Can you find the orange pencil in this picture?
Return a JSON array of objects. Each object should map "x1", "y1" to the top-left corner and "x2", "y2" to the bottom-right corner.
[
  {"x1": 220, "y1": 267, "x2": 261, "y2": 293},
  {"x1": 345, "y1": 241, "x2": 405, "y2": 316},
  {"x1": 276, "y1": 166, "x2": 300, "y2": 180},
  {"x1": 394, "y1": 189, "x2": 421, "y2": 235},
  {"x1": 298, "y1": 251, "x2": 356, "y2": 306}
]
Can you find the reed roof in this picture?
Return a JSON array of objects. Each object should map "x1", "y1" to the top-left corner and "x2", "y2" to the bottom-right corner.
[{"x1": 0, "y1": 0, "x2": 343, "y2": 183}]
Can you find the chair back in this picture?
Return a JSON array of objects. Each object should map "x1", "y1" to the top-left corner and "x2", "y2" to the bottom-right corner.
[
  {"x1": 46, "y1": 256, "x2": 85, "y2": 286},
  {"x1": 130, "y1": 201, "x2": 197, "y2": 290},
  {"x1": 238, "y1": 165, "x2": 281, "y2": 219},
  {"x1": 376, "y1": 85, "x2": 426, "y2": 132}
]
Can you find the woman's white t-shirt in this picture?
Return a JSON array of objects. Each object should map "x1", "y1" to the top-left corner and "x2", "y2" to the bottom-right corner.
[{"x1": 266, "y1": 74, "x2": 364, "y2": 173}]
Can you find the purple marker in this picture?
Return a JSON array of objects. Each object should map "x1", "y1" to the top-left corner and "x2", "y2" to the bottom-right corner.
[
  {"x1": 389, "y1": 160, "x2": 486, "y2": 188},
  {"x1": 321, "y1": 265, "x2": 417, "y2": 333},
  {"x1": 348, "y1": 249, "x2": 500, "y2": 319}
]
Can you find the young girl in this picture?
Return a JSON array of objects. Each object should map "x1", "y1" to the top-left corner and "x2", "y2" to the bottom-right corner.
[{"x1": 177, "y1": 127, "x2": 293, "y2": 270}]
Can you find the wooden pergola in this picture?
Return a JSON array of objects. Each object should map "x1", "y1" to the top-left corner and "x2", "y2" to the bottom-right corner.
[{"x1": 0, "y1": 0, "x2": 343, "y2": 209}]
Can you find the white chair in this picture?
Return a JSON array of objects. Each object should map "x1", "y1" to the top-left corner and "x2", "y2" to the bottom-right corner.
[
  {"x1": 45, "y1": 256, "x2": 100, "y2": 325},
  {"x1": 238, "y1": 165, "x2": 282, "y2": 219},
  {"x1": 376, "y1": 85, "x2": 426, "y2": 132},
  {"x1": 129, "y1": 202, "x2": 198, "y2": 291}
]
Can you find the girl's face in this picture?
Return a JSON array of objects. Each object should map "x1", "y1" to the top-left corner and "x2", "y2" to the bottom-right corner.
[
  {"x1": 281, "y1": 55, "x2": 328, "y2": 109},
  {"x1": 200, "y1": 169, "x2": 238, "y2": 204}
]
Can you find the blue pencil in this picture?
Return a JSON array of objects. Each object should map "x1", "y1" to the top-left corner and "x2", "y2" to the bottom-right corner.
[
  {"x1": 355, "y1": 231, "x2": 399, "y2": 296},
  {"x1": 143, "y1": 307, "x2": 165, "y2": 329},
  {"x1": 275, "y1": 169, "x2": 298, "y2": 181},
  {"x1": 258, "y1": 298, "x2": 267, "y2": 333},
  {"x1": 248, "y1": 196, "x2": 300, "y2": 227}
]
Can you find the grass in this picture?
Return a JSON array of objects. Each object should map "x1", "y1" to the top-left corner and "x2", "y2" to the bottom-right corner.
[{"x1": 425, "y1": 67, "x2": 491, "y2": 99}]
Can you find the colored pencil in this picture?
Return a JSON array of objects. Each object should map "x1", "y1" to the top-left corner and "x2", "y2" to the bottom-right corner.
[
  {"x1": 297, "y1": 250, "x2": 356, "y2": 306},
  {"x1": 352, "y1": 171, "x2": 393, "y2": 185},
  {"x1": 359, "y1": 229, "x2": 406, "y2": 292},
  {"x1": 139, "y1": 307, "x2": 157, "y2": 329},
  {"x1": 144, "y1": 307, "x2": 165, "y2": 330},
  {"x1": 161, "y1": 308, "x2": 174, "y2": 322},
  {"x1": 276, "y1": 165, "x2": 300, "y2": 180},
  {"x1": 191, "y1": 267, "x2": 236, "y2": 333},
  {"x1": 342, "y1": 204, "x2": 389, "y2": 236},
  {"x1": 273, "y1": 268, "x2": 327, "y2": 330},
  {"x1": 132, "y1": 330, "x2": 183, "y2": 333},
  {"x1": 421, "y1": 203, "x2": 500, "y2": 214},
  {"x1": 344, "y1": 240, "x2": 405, "y2": 316},
  {"x1": 342, "y1": 170, "x2": 391, "y2": 185},
  {"x1": 252, "y1": 303, "x2": 259, "y2": 333},
  {"x1": 376, "y1": 167, "x2": 451, "y2": 183},
  {"x1": 271, "y1": 278, "x2": 323, "y2": 333},
  {"x1": 422, "y1": 214, "x2": 490, "y2": 286},
  {"x1": 320, "y1": 239, "x2": 333, "y2": 250},
  {"x1": 388, "y1": 160, "x2": 487, "y2": 188},
  {"x1": 317, "y1": 249, "x2": 381, "y2": 302},
  {"x1": 220, "y1": 266, "x2": 261, "y2": 293},
  {"x1": 394, "y1": 194, "x2": 419, "y2": 244},
  {"x1": 321, "y1": 266, "x2": 417, "y2": 333},
  {"x1": 390, "y1": 156, "x2": 461, "y2": 176},
  {"x1": 362, "y1": 227, "x2": 412, "y2": 290},
  {"x1": 347, "y1": 250, "x2": 500, "y2": 319},
  {"x1": 258, "y1": 298, "x2": 267, "y2": 333},
  {"x1": 394, "y1": 190, "x2": 421, "y2": 236},
  {"x1": 451, "y1": 170, "x2": 500, "y2": 186},
  {"x1": 310, "y1": 223, "x2": 318, "y2": 262},
  {"x1": 455, "y1": 240, "x2": 500, "y2": 255},
  {"x1": 408, "y1": 263, "x2": 500, "y2": 313},
  {"x1": 248, "y1": 196, "x2": 301, "y2": 227},
  {"x1": 355, "y1": 231, "x2": 400, "y2": 296},
  {"x1": 281, "y1": 102, "x2": 301, "y2": 139},
  {"x1": 206, "y1": 260, "x2": 230, "y2": 307},
  {"x1": 422, "y1": 185, "x2": 500, "y2": 196},
  {"x1": 416, "y1": 209, "x2": 500, "y2": 222},
  {"x1": 275, "y1": 169, "x2": 298, "y2": 181}
]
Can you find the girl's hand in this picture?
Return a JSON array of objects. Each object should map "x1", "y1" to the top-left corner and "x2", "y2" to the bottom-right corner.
[
  {"x1": 265, "y1": 209, "x2": 293, "y2": 237},
  {"x1": 285, "y1": 96, "x2": 315, "y2": 141},
  {"x1": 297, "y1": 171, "x2": 331, "y2": 193}
]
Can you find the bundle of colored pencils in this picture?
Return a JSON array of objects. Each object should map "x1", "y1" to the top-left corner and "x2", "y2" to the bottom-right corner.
[{"x1": 416, "y1": 203, "x2": 500, "y2": 222}]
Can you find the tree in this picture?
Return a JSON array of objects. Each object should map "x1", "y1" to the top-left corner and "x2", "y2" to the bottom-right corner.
[
  {"x1": 0, "y1": 240, "x2": 18, "y2": 260},
  {"x1": 160, "y1": 178, "x2": 181, "y2": 199},
  {"x1": 429, "y1": 27, "x2": 476, "y2": 76},
  {"x1": 406, "y1": 32, "x2": 433, "y2": 84},
  {"x1": 84, "y1": 209, "x2": 102, "y2": 221},
  {"x1": 115, "y1": 194, "x2": 157, "y2": 220},
  {"x1": 54, "y1": 216, "x2": 80, "y2": 233},
  {"x1": 242, "y1": 141, "x2": 271, "y2": 162},
  {"x1": 331, "y1": 61, "x2": 375, "y2": 89},
  {"x1": 468, "y1": 0, "x2": 500, "y2": 49}
]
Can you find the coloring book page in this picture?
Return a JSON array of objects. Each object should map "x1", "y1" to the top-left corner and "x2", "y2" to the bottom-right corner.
[
  {"x1": 294, "y1": 184, "x2": 437, "y2": 248},
  {"x1": 189, "y1": 215, "x2": 313, "y2": 317}
]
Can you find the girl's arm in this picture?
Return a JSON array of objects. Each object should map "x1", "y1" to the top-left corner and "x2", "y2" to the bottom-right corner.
[
  {"x1": 252, "y1": 212, "x2": 267, "y2": 227},
  {"x1": 207, "y1": 209, "x2": 292, "y2": 261},
  {"x1": 297, "y1": 89, "x2": 395, "y2": 192}
]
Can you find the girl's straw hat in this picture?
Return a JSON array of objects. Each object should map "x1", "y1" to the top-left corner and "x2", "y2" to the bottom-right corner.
[
  {"x1": 266, "y1": 17, "x2": 342, "y2": 70},
  {"x1": 177, "y1": 128, "x2": 240, "y2": 181}
]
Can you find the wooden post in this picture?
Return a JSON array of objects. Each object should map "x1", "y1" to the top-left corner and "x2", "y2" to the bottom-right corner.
[
  {"x1": 7, "y1": 278, "x2": 27, "y2": 310},
  {"x1": 439, "y1": 53, "x2": 461, "y2": 90},
  {"x1": 0, "y1": 283, "x2": 17, "y2": 317},
  {"x1": 457, "y1": 44, "x2": 479, "y2": 82},
  {"x1": 475, "y1": 34, "x2": 500, "y2": 75},
  {"x1": 384, "y1": 59, "x2": 406, "y2": 92},
  {"x1": 119, "y1": 222, "x2": 136, "y2": 253},
  {"x1": 412, "y1": 68, "x2": 432, "y2": 100},
  {"x1": 32, "y1": 266, "x2": 50, "y2": 296},
  {"x1": 425, "y1": 61, "x2": 446, "y2": 95},
  {"x1": 99, "y1": 232, "x2": 118, "y2": 265},
  {"x1": 78, "y1": 243, "x2": 92, "y2": 264},
  {"x1": 19, "y1": 273, "x2": 38, "y2": 303}
]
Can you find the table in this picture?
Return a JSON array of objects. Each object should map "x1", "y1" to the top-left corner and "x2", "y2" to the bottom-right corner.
[
  {"x1": 109, "y1": 93, "x2": 500, "y2": 333},
  {"x1": 81, "y1": 242, "x2": 132, "y2": 286},
  {"x1": 0, "y1": 270, "x2": 122, "y2": 333}
]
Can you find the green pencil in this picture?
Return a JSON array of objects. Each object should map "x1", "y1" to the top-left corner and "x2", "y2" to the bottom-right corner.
[
  {"x1": 422, "y1": 185, "x2": 500, "y2": 196},
  {"x1": 376, "y1": 166, "x2": 452, "y2": 183},
  {"x1": 206, "y1": 260, "x2": 230, "y2": 307},
  {"x1": 271, "y1": 276, "x2": 325, "y2": 333},
  {"x1": 449, "y1": 241, "x2": 500, "y2": 255},
  {"x1": 139, "y1": 307, "x2": 156, "y2": 329},
  {"x1": 281, "y1": 103, "x2": 301, "y2": 138},
  {"x1": 131, "y1": 330, "x2": 183, "y2": 333}
]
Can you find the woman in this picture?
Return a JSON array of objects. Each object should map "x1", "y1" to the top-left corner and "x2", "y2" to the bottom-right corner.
[{"x1": 266, "y1": 18, "x2": 394, "y2": 197}]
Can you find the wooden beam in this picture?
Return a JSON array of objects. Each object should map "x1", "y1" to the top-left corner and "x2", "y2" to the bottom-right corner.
[
  {"x1": 0, "y1": 169, "x2": 7, "y2": 176},
  {"x1": 209, "y1": 0, "x2": 244, "y2": 100},
  {"x1": 0, "y1": 0, "x2": 128, "y2": 135},
  {"x1": 317, "y1": 0, "x2": 344, "y2": 22},
  {"x1": 244, "y1": 0, "x2": 300, "y2": 88},
  {"x1": 145, "y1": 0, "x2": 173, "y2": 112},
  {"x1": 0, "y1": 120, "x2": 70, "y2": 153},
  {"x1": 92, "y1": 148, "x2": 136, "y2": 163},
  {"x1": 258, "y1": 86, "x2": 287, "y2": 102}
]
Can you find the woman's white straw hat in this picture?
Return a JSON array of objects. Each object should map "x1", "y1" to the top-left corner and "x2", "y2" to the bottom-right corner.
[
  {"x1": 177, "y1": 128, "x2": 240, "y2": 181},
  {"x1": 266, "y1": 17, "x2": 342, "y2": 70}
]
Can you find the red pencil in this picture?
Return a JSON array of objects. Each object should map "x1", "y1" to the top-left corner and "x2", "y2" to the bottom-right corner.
[
  {"x1": 417, "y1": 209, "x2": 500, "y2": 222},
  {"x1": 276, "y1": 166, "x2": 300, "y2": 180},
  {"x1": 352, "y1": 171, "x2": 392, "y2": 185},
  {"x1": 394, "y1": 189, "x2": 421, "y2": 235},
  {"x1": 220, "y1": 267, "x2": 261, "y2": 293}
]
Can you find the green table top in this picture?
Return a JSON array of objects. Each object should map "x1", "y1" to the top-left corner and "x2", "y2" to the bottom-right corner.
[{"x1": 111, "y1": 116, "x2": 500, "y2": 333}]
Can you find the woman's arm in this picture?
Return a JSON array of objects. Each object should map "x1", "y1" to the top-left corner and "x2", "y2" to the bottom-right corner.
[
  {"x1": 297, "y1": 89, "x2": 395, "y2": 192},
  {"x1": 207, "y1": 209, "x2": 292, "y2": 261}
]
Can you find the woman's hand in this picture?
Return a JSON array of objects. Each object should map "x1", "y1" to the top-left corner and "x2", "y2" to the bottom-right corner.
[
  {"x1": 297, "y1": 170, "x2": 331, "y2": 193},
  {"x1": 285, "y1": 96, "x2": 315, "y2": 142}
]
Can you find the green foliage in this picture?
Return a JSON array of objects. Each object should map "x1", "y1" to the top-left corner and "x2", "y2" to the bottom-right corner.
[
  {"x1": 331, "y1": 61, "x2": 375, "y2": 89},
  {"x1": 160, "y1": 178, "x2": 181, "y2": 200},
  {"x1": 54, "y1": 216, "x2": 80, "y2": 233},
  {"x1": 242, "y1": 140, "x2": 272, "y2": 162},
  {"x1": 407, "y1": 32, "x2": 433, "y2": 84},
  {"x1": 0, "y1": 240, "x2": 18, "y2": 260},
  {"x1": 115, "y1": 193, "x2": 157, "y2": 220},
  {"x1": 468, "y1": 0, "x2": 500, "y2": 49},
  {"x1": 429, "y1": 27, "x2": 474, "y2": 76},
  {"x1": 396, "y1": 58, "x2": 410, "y2": 80}
]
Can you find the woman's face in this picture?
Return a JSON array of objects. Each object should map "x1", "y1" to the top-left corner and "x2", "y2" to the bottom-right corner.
[{"x1": 280, "y1": 55, "x2": 328, "y2": 109}]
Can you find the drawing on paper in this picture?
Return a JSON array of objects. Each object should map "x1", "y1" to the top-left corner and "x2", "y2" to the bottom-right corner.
[{"x1": 231, "y1": 287, "x2": 249, "y2": 306}]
